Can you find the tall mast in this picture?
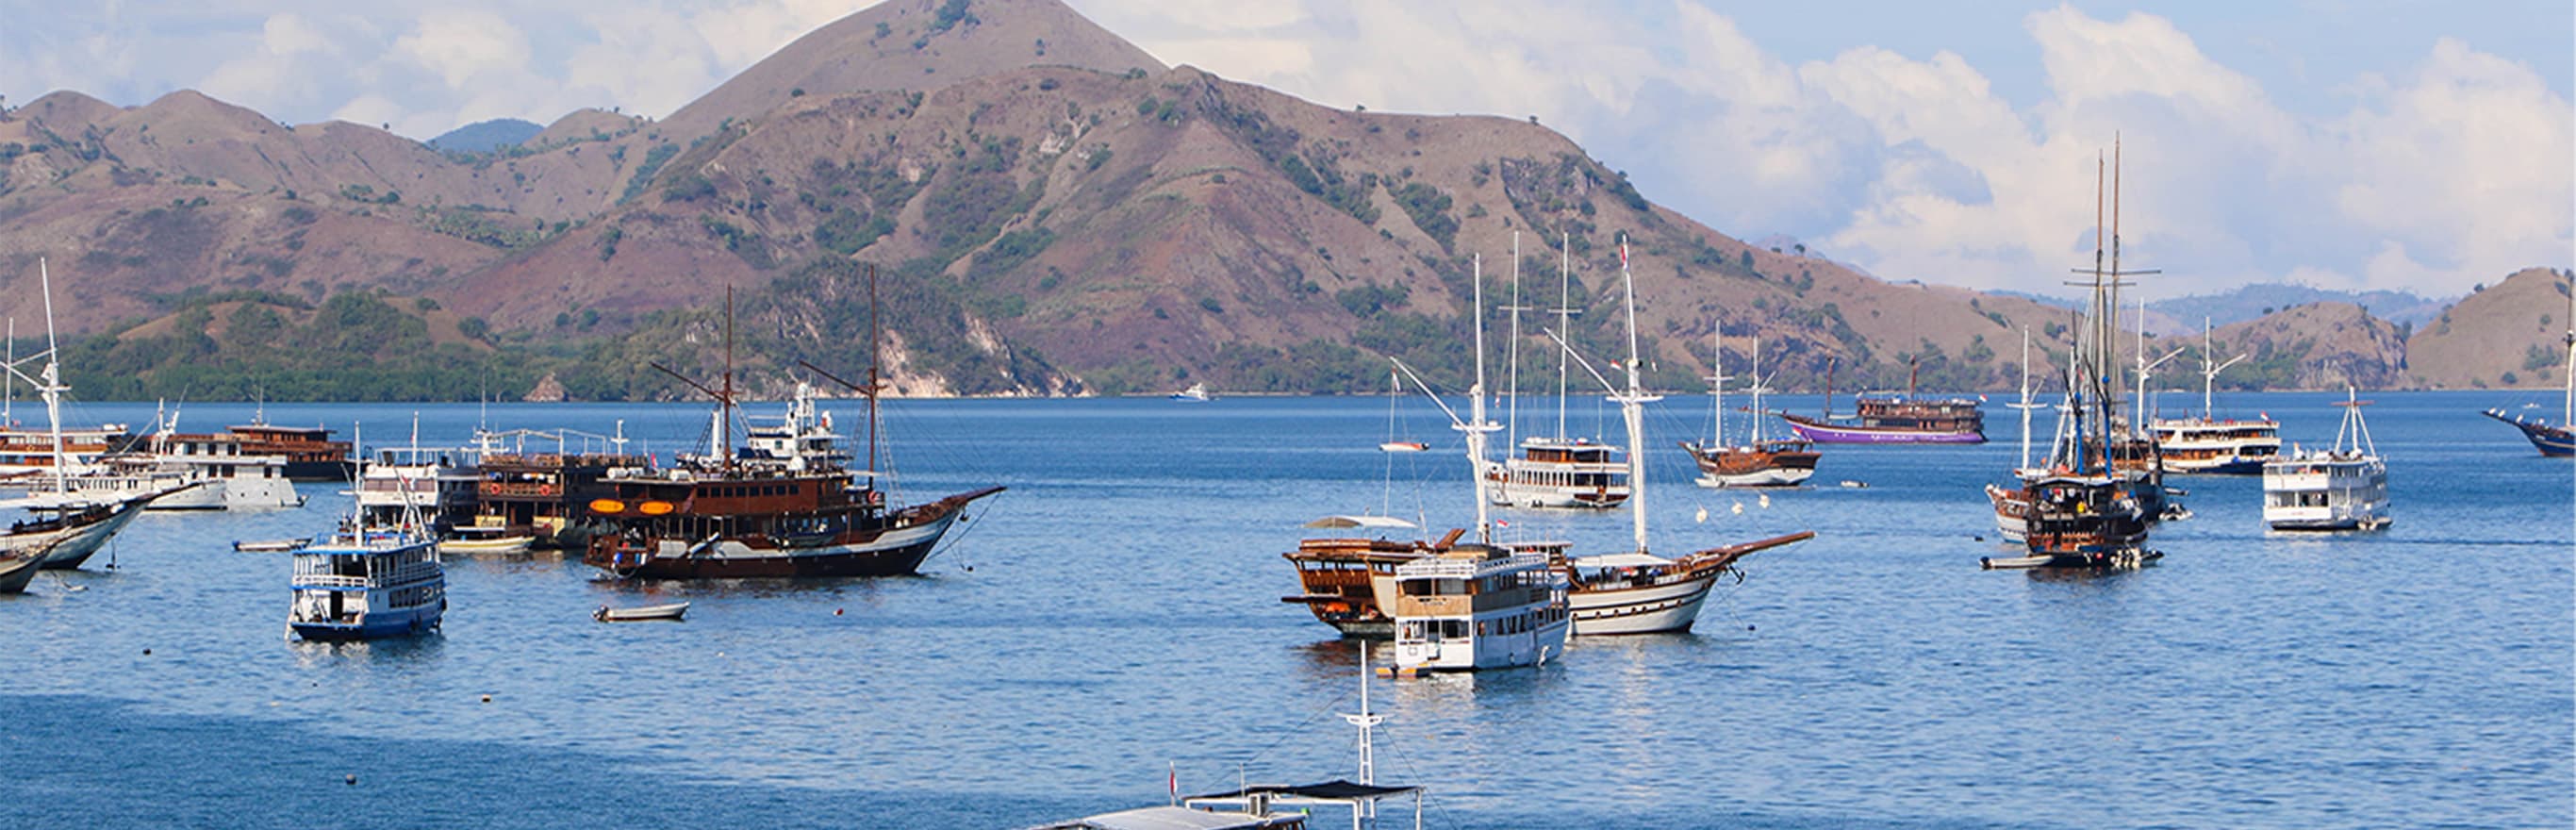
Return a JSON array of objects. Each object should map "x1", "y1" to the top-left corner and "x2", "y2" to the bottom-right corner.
[
  {"x1": 2009, "y1": 329, "x2": 2041, "y2": 471},
  {"x1": 2563, "y1": 271, "x2": 2573, "y2": 429},
  {"x1": 1465, "y1": 255, "x2": 1496, "y2": 543},
  {"x1": 5, "y1": 317, "x2": 13, "y2": 423},
  {"x1": 1747, "y1": 336, "x2": 1767, "y2": 443},
  {"x1": 721, "y1": 286, "x2": 736, "y2": 474},
  {"x1": 1501, "y1": 232, "x2": 1529, "y2": 453},
  {"x1": 867, "y1": 263, "x2": 883, "y2": 477},
  {"x1": 2197, "y1": 317, "x2": 2246, "y2": 420},
  {"x1": 1614, "y1": 236, "x2": 1660, "y2": 553},
  {"x1": 1555, "y1": 232, "x2": 1575, "y2": 440},
  {"x1": 38, "y1": 259, "x2": 66, "y2": 495},
  {"x1": 1704, "y1": 329, "x2": 1729, "y2": 448}
]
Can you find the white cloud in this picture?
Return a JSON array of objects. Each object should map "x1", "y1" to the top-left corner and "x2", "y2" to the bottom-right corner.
[{"x1": 395, "y1": 9, "x2": 534, "y2": 90}]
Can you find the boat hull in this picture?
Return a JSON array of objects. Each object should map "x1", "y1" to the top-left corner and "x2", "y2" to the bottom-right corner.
[
  {"x1": 2484, "y1": 408, "x2": 2575, "y2": 456},
  {"x1": 290, "y1": 605, "x2": 443, "y2": 640},
  {"x1": 585, "y1": 488, "x2": 999, "y2": 579},
  {"x1": 1985, "y1": 482, "x2": 2028, "y2": 543},
  {"x1": 1779, "y1": 414, "x2": 1985, "y2": 444},
  {"x1": 31, "y1": 503, "x2": 145, "y2": 570},
  {"x1": 439, "y1": 536, "x2": 537, "y2": 555},
  {"x1": 141, "y1": 480, "x2": 226, "y2": 511},
  {"x1": 221, "y1": 476, "x2": 306, "y2": 509},
  {"x1": 1568, "y1": 572, "x2": 1716, "y2": 635},
  {"x1": 0, "y1": 552, "x2": 41, "y2": 593}
]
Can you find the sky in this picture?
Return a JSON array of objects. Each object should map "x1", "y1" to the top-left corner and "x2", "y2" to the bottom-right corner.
[{"x1": 1, "y1": 0, "x2": 2568, "y2": 300}]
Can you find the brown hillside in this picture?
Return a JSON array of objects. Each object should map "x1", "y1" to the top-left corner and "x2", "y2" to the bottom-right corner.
[
  {"x1": 2404, "y1": 267, "x2": 2571, "y2": 390},
  {"x1": 2211, "y1": 302, "x2": 2409, "y2": 390}
]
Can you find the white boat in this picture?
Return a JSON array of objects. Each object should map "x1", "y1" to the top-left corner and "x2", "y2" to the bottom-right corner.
[
  {"x1": 0, "y1": 258, "x2": 157, "y2": 571},
  {"x1": 1386, "y1": 545, "x2": 1569, "y2": 674},
  {"x1": 1381, "y1": 252, "x2": 1570, "y2": 673},
  {"x1": 355, "y1": 429, "x2": 482, "y2": 531},
  {"x1": 287, "y1": 523, "x2": 445, "y2": 640},
  {"x1": 130, "y1": 407, "x2": 306, "y2": 508},
  {"x1": 2150, "y1": 318, "x2": 2281, "y2": 474},
  {"x1": 438, "y1": 524, "x2": 536, "y2": 555},
  {"x1": 592, "y1": 601, "x2": 689, "y2": 622},
  {"x1": 1486, "y1": 234, "x2": 1629, "y2": 510},
  {"x1": 1169, "y1": 382, "x2": 1213, "y2": 403},
  {"x1": 1553, "y1": 237, "x2": 1811, "y2": 635},
  {"x1": 2263, "y1": 389, "x2": 2389, "y2": 531}
]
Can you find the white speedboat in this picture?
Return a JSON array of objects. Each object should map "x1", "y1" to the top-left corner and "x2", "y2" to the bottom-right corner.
[
  {"x1": 2263, "y1": 390, "x2": 2388, "y2": 531},
  {"x1": 438, "y1": 524, "x2": 536, "y2": 555}
]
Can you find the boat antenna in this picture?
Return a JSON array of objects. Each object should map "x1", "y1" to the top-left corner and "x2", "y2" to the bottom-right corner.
[
  {"x1": 1340, "y1": 639, "x2": 1381, "y2": 811},
  {"x1": 723, "y1": 286, "x2": 735, "y2": 474},
  {"x1": 1613, "y1": 235, "x2": 1660, "y2": 554}
]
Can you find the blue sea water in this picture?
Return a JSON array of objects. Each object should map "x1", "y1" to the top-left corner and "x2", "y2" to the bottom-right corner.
[{"x1": 0, "y1": 390, "x2": 2568, "y2": 829}]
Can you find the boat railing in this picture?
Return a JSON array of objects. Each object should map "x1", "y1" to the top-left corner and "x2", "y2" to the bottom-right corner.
[
  {"x1": 290, "y1": 573, "x2": 370, "y2": 589},
  {"x1": 479, "y1": 481, "x2": 562, "y2": 497},
  {"x1": 1396, "y1": 551, "x2": 1549, "y2": 579}
]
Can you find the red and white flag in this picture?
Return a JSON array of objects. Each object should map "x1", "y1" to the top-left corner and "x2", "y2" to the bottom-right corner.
[
  {"x1": 1619, "y1": 240, "x2": 1629, "y2": 270},
  {"x1": 1167, "y1": 762, "x2": 1178, "y2": 804}
]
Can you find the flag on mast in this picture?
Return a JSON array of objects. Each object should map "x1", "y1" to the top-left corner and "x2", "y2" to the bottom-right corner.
[{"x1": 1167, "y1": 761, "x2": 1178, "y2": 805}]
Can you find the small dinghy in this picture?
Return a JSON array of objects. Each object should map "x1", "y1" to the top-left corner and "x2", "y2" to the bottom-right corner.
[
  {"x1": 593, "y1": 601, "x2": 689, "y2": 622},
  {"x1": 233, "y1": 539, "x2": 308, "y2": 553}
]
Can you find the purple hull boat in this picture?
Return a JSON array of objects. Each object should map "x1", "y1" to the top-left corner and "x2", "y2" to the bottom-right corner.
[{"x1": 1779, "y1": 414, "x2": 1986, "y2": 444}]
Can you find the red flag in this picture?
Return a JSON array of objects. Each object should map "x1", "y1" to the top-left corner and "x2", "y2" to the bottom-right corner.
[
  {"x1": 1619, "y1": 241, "x2": 1629, "y2": 269},
  {"x1": 1167, "y1": 762, "x2": 1178, "y2": 804}
]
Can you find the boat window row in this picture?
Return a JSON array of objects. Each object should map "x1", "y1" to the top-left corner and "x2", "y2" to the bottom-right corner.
[
  {"x1": 384, "y1": 583, "x2": 443, "y2": 609},
  {"x1": 705, "y1": 483, "x2": 801, "y2": 498}
]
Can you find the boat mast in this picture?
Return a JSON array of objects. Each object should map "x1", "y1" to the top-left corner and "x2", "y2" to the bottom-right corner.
[
  {"x1": 1502, "y1": 232, "x2": 1527, "y2": 451},
  {"x1": 2563, "y1": 271, "x2": 2573, "y2": 429},
  {"x1": 722, "y1": 286, "x2": 735, "y2": 474},
  {"x1": 1464, "y1": 255, "x2": 1498, "y2": 543},
  {"x1": 2197, "y1": 317, "x2": 2246, "y2": 420},
  {"x1": 1703, "y1": 329, "x2": 1728, "y2": 448},
  {"x1": 868, "y1": 263, "x2": 883, "y2": 478},
  {"x1": 1614, "y1": 236, "x2": 1660, "y2": 554},
  {"x1": 2009, "y1": 329, "x2": 2041, "y2": 472},
  {"x1": 36, "y1": 260, "x2": 67, "y2": 496},
  {"x1": 1554, "y1": 232, "x2": 1576, "y2": 440},
  {"x1": 5, "y1": 317, "x2": 13, "y2": 424}
]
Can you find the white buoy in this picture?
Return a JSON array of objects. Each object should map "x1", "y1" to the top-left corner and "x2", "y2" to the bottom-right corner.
[
  {"x1": 1694, "y1": 506, "x2": 1709, "y2": 523},
  {"x1": 1759, "y1": 493, "x2": 1771, "y2": 508},
  {"x1": 1731, "y1": 502, "x2": 1744, "y2": 515}
]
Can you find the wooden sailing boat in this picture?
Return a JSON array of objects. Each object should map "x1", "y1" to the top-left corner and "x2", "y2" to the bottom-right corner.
[
  {"x1": 1983, "y1": 144, "x2": 2160, "y2": 571},
  {"x1": 582, "y1": 272, "x2": 1003, "y2": 579},
  {"x1": 1683, "y1": 333, "x2": 1820, "y2": 488},
  {"x1": 2482, "y1": 271, "x2": 2576, "y2": 456}
]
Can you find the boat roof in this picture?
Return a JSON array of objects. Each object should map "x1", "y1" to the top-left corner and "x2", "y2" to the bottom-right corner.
[
  {"x1": 1569, "y1": 552, "x2": 1672, "y2": 569},
  {"x1": 1025, "y1": 805, "x2": 1300, "y2": 830},
  {"x1": 1302, "y1": 514, "x2": 1418, "y2": 530},
  {"x1": 1194, "y1": 780, "x2": 1420, "y2": 800}
]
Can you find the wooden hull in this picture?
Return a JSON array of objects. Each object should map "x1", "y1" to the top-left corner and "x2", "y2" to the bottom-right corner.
[
  {"x1": 584, "y1": 487, "x2": 998, "y2": 579},
  {"x1": 1683, "y1": 441, "x2": 1820, "y2": 488},
  {"x1": 24, "y1": 502, "x2": 145, "y2": 570}
]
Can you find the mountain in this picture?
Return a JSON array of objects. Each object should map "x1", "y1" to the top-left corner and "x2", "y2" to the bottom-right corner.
[
  {"x1": 2151, "y1": 284, "x2": 2453, "y2": 334},
  {"x1": 2205, "y1": 302, "x2": 2411, "y2": 391},
  {"x1": 0, "y1": 0, "x2": 2559, "y2": 400},
  {"x1": 2403, "y1": 267, "x2": 2572, "y2": 390},
  {"x1": 428, "y1": 119, "x2": 544, "y2": 153}
]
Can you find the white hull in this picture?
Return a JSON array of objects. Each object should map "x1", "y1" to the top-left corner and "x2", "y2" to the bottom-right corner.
[
  {"x1": 1394, "y1": 617, "x2": 1569, "y2": 672},
  {"x1": 1694, "y1": 467, "x2": 1813, "y2": 489},
  {"x1": 1569, "y1": 572, "x2": 1717, "y2": 635},
  {"x1": 440, "y1": 535, "x2": 537, "y2": 555},
  {"x1": 2262, "y1": 456, "x2": 2388, "y2": 531},
  {"x1": 1985, "y1": 483, "x2": 2028, "y2": 543},
  {"x1": 220, "y1": 476, "x2": 305, "y2": 509},
  {"x1": 142, "y1": 480, "x2": 226, "y2": 510}
]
